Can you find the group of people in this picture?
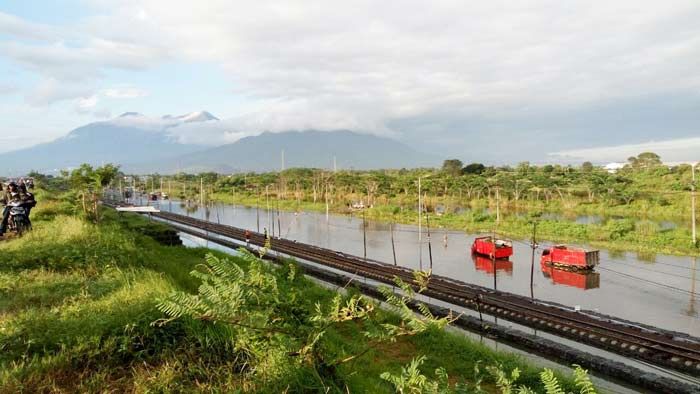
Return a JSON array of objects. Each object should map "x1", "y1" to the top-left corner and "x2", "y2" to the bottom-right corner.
[{"x1": 0, "y1": 180, "x2": 36, "y2": 237}]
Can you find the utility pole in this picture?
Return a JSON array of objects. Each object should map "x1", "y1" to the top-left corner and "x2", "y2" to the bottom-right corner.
[
  {"x1": 390, "y1": 223, "x2": 397, "y2": 266},
  {"x1": 492, "y1": 229, "x2": 497, "y2": 291},
  {"x1": 692, "y1": 163, "x2": 697, "y2": 247},
  {"x1": 200, "y1": 177, "x2": 204, "y2": 206},
  {"x1": 281, "y1": 150, "x2": 285, "y2": 171},
  {"x1": 530, "y1": 221, "x2": 538, "y2": 299},
  {"x1": 256, "y1": 189, "x2": 261, "y2": 232},
  {"x1": 418, "y1": 176, "x2": 423, "y2": 270},
  {"x1": 325, "y1": 187, "x2": 330, "y2": 223},
  {"x1": 266, "y1": 185, "x2": 271, "y2": 236},
  {"x1": 276, "y1": 194, "x2": 281, "y2": 239},
  {"x1": 363, "y1": 209, "x2": 367, "y2": 261},
  {"x1": 687, "y1": 256, "x2": 697, "y2": 317},
  {"x1": 426, "y1": 202, "x2": 433, "y2": 271},
  {"x1": 496, "y1": 187, "x2": 501, "y2": 224},
  {"x1": 333, "y1": 156, "x2": 337, "y2": 173}
]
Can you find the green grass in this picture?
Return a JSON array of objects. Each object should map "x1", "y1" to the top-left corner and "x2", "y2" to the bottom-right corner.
[{"x1": 0, "y1": 196, "x2": 582, "y2": 393}]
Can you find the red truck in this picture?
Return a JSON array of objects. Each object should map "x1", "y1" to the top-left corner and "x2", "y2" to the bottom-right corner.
[
  {"x1": 471, "y1": 236, "x2": 513, "y2": 259},
  {"x1": 541, "y1": 261, "x2": 600, "y2": 290},
  {"x1": 540, "y1": 245, "x2": 599, "y2": 269}
]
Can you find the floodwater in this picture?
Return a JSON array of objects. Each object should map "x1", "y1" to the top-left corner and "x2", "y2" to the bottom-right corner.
[{"x1": 156, "y1": 199, "x2": 699, "y2": 336}]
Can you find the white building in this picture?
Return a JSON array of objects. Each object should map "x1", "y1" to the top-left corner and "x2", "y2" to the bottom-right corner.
[{"x1": 604, "y1": 162, "x2": 626, "y2": 173}]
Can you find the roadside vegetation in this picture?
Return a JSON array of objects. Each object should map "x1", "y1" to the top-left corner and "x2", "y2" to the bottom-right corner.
[
  {"x1": 137, "y1": 151, "x2": 699, "y2": 256},
  {"x1": 0, "y1": 169, "x2": 599, "y2": 392}
]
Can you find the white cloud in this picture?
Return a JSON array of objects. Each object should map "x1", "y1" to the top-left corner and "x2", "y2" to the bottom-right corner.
[
  {"x1": 102, "y1": 87, "x2": 148, "y2": 99},
  {"x1": 77, "y1": 95, "x2": 98, "y2": 110},
  {"x1": 0, "y1": 11, "x2": 57, "y2": 40},
  {"x1": 26, "y1": 78, "x2": 92, "y2": 106},
  {"x1": 76, "y1": 0, "x2": 700, "y2": 134},
  {"x1": 551, "y1": 137, "x2": 700, "y2": 163},
  {"x1": 93, "y1": 108, "x2": 112, "y2": 118},
  {"x1": 0, "y1": 83, "x2": 17, "y2": 95},
  {"x1": 3, "y1": 2, "x2": 700, "y2": 154}
]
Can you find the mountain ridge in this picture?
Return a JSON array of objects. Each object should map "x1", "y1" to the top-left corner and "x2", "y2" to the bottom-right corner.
[
  {"x1": 125, "y1": 130, "x2": 440, "y2": 173},
  {"x1": 0, "y1": 113, "x2": 440, "y2": 174}
]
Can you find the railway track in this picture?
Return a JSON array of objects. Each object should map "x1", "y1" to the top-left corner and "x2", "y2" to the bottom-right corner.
[{"x1": 137, "y1": 208, "x2": 700, "y2": 377}]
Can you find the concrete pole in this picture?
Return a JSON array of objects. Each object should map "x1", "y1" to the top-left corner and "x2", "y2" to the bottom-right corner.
[
  {"x1": 418, "y1": 176, "x2": 423, "y2": 271},
  {"x1": 692, "y1": 163, "x2": 697, "y2": 246},
  {"x1": 496, "y1": 187, "x2": 501, "y2": 224}
]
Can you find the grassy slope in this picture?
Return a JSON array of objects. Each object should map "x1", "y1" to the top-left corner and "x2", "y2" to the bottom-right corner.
[{"x1": 0, "y1": 192, "x2": 578, "y2": 393}]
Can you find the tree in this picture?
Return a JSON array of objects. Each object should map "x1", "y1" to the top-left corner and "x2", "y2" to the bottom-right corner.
[
  {"x1": 462, "y1": 163, "x2": 485, "y2": 175},
  {"x1": 516, "y1": 161, "x2": 531, "y2": 175},
  {"x1": 67, "y1": 163, "x2": 120, "y2": 222},
  {"x1": 441, "y1": 159, "x2": 463, "y2": 176},
  {"x1": 627, "y1": 152, "x2": 662, "y2": 170},
  {"x1": 581, "y1": 161, "x2": 594, "y2": 173}
]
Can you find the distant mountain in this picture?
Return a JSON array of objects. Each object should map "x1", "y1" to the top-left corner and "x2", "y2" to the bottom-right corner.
[
  {"x1": 127, "y1": 130, "x2": 440, "y2": 173},
  {"x1": 0, "y1": 113, "x2": 440, "y2": 174},
  {"x1": 0, "y1": 111, "x2": 215, "y2": 175}
]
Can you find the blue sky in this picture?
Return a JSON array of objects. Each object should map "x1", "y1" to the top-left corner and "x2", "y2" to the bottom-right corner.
[{"x1": 1, "y1": 1, "x2": 699, "y2": 163}]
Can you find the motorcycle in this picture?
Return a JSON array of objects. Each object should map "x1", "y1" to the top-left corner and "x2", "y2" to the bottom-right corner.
[{"x1": 7, "y1": 201, "x2": 31, "y2": 235}]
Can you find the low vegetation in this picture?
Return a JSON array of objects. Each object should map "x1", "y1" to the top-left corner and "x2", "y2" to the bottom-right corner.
[
  {"x1": 127, "y1": 152, "x2": 698, "y2": 255},
  {"x1": 0, "y1": 178, "x2": 599, "y2": 392}
]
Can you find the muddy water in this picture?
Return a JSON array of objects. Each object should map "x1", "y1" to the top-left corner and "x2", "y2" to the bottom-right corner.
[{"x1": 159, "y1": 200, "x2": 699, "y2": 336}]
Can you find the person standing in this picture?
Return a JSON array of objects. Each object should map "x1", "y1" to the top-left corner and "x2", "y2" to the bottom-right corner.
[{"x1": 0, "y1": 182, "x2": 24, "y2": 236}]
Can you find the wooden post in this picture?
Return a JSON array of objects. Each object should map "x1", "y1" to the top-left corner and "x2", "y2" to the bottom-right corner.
[
  {"x1": 391, "y1": 223, "x2": 397, "y2": 266},
  {"x1": 530, "y1": 221, "x2": 537, "y2": 299}
]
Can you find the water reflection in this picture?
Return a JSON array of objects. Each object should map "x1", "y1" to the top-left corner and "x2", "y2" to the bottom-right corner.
[
  {"x1": 686, "y1": 257, "x2": 698, "y2": 318},
  {"x1": 472, "y1": 255, "x2": 513, "y2": 276},
  {"x1": 540, "y1": 262, "x2": 601, "y2": 290},
  {"x1": 636, "y1": 250, "x2": 657, "y2": 263}
]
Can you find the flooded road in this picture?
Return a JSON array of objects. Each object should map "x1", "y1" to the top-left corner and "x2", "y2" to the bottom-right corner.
[{"x1": 159, "y1": 200, "x2": 699, "y2": 336}]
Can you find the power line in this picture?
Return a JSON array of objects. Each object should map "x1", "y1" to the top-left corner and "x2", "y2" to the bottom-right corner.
[{"x1": 596, "y1": 266, "x2": 700, "y2": 296}]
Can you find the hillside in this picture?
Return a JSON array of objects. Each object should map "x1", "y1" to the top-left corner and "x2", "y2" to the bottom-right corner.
[
  {"x1": 0, "y1": 112, "x2": 212, "y2": 175},
  {"x1": 128, "y1": 130, "x2": 440, "y2": 173}
]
